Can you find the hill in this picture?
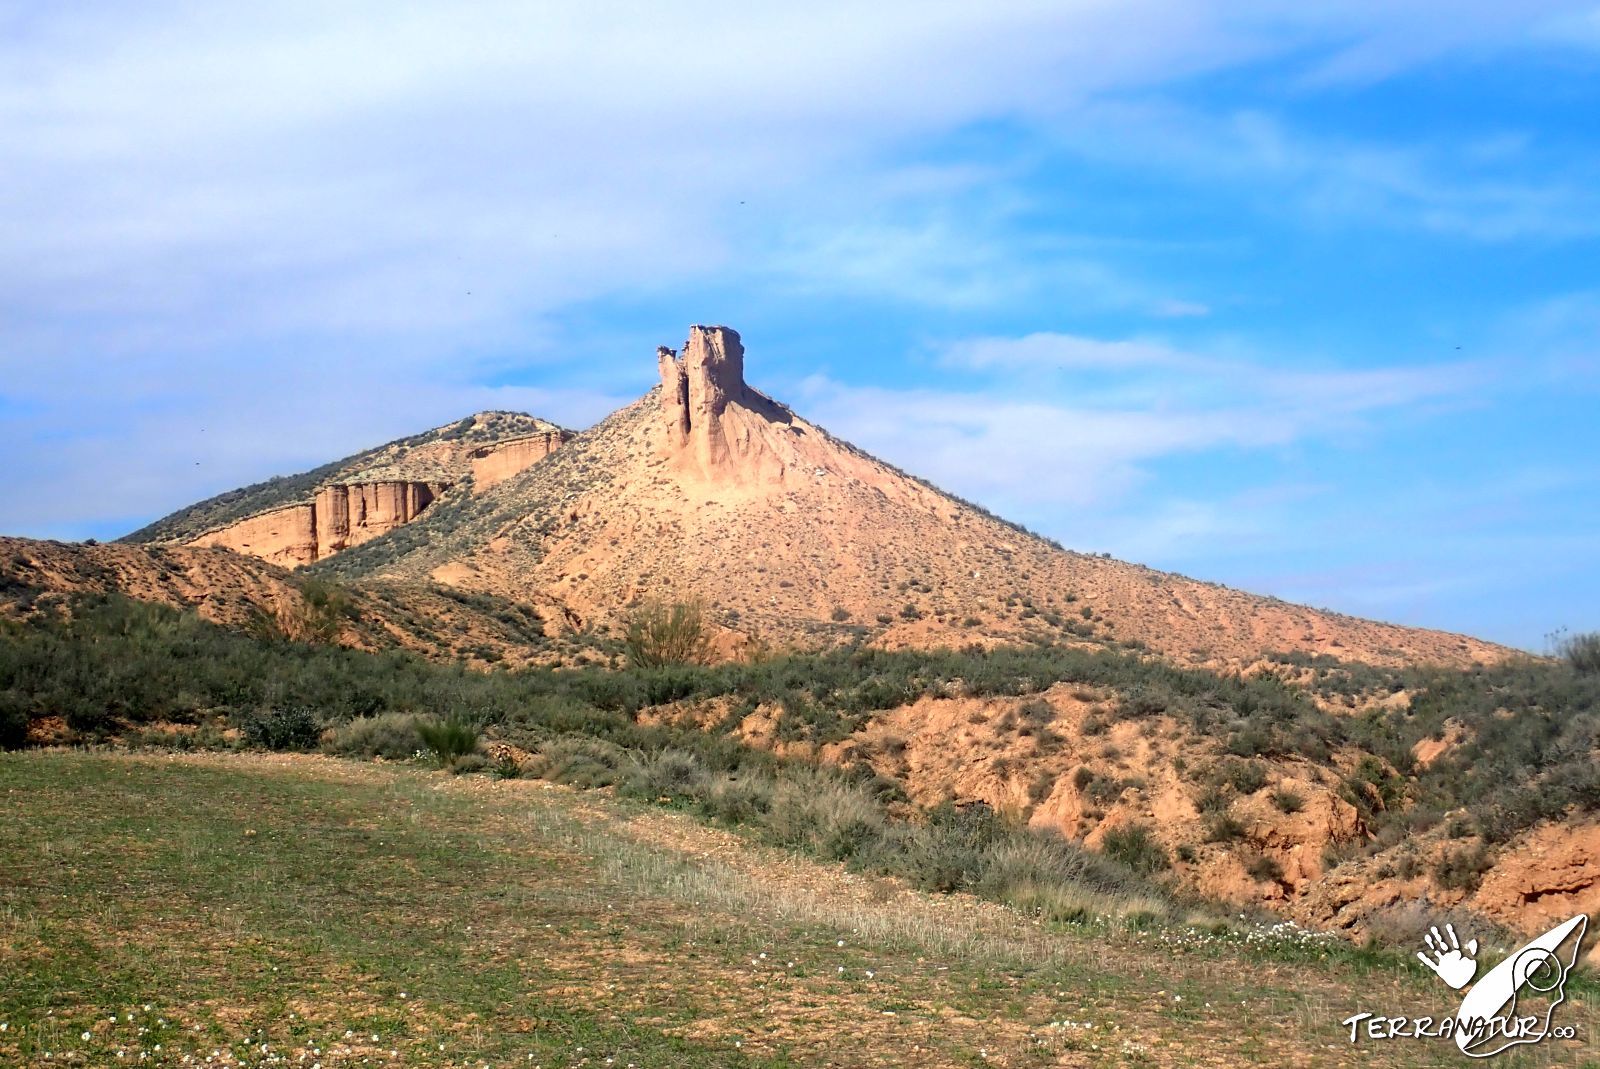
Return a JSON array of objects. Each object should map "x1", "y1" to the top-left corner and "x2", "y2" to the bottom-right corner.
[
  {"x1": 309, "y1": 325, "x2": 1513, "y2": 670},
  {"x1": 123, "y1": 410, "x2": 571, "y2": 568}
]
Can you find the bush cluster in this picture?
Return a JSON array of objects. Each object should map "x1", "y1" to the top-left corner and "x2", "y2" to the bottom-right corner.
[{"x1": 4, "y1": 591, "x2": 1598, "y2": 871}]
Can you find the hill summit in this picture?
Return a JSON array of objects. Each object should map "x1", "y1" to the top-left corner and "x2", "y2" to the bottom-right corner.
[{"x1": 304, "y1": 324, "x2": 1510, "y2": 670}]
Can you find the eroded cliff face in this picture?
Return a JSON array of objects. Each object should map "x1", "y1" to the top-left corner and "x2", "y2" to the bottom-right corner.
[
  {"x1": 657, "y1": 325, "x2": 759, "y2": 478},
  {"x1": 469, "y1": 431, "x2": 570, "y2": 491},
  {"x1": 191, "y1": 480, "x2": 446, "y2": 567}
]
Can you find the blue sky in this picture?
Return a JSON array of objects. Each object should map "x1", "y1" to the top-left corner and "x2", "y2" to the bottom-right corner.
[{"x1": 2, "y1": 2, "x2": 1597, "y2": 650}]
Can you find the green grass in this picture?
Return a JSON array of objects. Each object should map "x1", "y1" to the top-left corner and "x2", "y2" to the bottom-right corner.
[{"x1": 2, "y1": 751, "x2": 1595, "y2": 1068}]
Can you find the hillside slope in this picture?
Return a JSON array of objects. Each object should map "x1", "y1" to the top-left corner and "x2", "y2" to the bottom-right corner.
[
  {"x1": 313, "y1": 325, "x2": 1513, "y2": 670},
  {"x1": 0, "y1": 536, "x2": 562, "y2": 670}
]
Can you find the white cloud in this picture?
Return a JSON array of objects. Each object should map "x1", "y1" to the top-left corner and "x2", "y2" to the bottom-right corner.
[
  {"x1": 2, "y1": 1, "x2": 1595, "y2": 538},
  {"x1": 795, "y1": 336, "x2": 1487, "y2": 517},
  {"x1": 938, "y1": 333, "x2": 1209, "y2": 372}
]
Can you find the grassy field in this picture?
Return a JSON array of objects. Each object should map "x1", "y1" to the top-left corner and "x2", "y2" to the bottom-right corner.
[{"x1": 1, "y1": 751, "x2": 1595, "y2": 1068}]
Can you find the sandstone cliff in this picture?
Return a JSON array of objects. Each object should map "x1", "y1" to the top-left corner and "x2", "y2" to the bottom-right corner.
[
  {"x1": 132, "y1": 410, "x2": 572, "y2": 568},
  {"x1": 469, "y1": 431, "x2": 568, "y2": 490},
  {"x1": 190, "y1": 480, "x2": 447, "y2": 567}
]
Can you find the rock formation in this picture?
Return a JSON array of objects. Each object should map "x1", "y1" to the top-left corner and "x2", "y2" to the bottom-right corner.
[
  {"x1": 191, "y1": 480, "x2": 446, "y2": 567},
  {"x1": 469, "y1": 431, "x2": 570, "y2": 491},
  {"x1": 657, "y1": 325, "x2": 757, "y2": 477}
]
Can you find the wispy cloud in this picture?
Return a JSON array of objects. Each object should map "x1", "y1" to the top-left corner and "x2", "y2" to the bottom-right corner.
[
  {"x1": 796, "y1": 333, "x2": 1488, "y2": 517},
  {"x1": 1049, "y1": 101, "x2": 1600, "y2": 243}
]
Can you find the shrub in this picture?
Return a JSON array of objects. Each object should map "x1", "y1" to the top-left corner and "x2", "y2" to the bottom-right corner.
[
  {"x1": 1246, "y1": 853, "x2": 1284, "y2": 882},
  {"x1": 237, "y1": 706, "x2": 321, "y2": 752},
  {"x1": 620, "y1": 748, "x2": 707, "y2": 801},
  {"x1": 697, "y1": 771, "x2": 776, "y2": 825},
  {"x1": 0, "y1": 689, "x2": 29, "y2": 750},
  {"x1": 623, "y1": 599, "x2": 710, "y2": 668},
  {"x1": 1204, "y1": 814, "x2": 1246, "y2": 843},
  {"x1": 1100, "y1": 824, "x2": 1169, "y2": 875},
  {"x1": 1433, "y1": 846, "x2": 1493, "y2": 891},
  {"x1": 416, "y1": 715, "x2": 480, "y2": 765},
  {"x1": 325, "y1": 713, "x2": 425, "y2": 760},
  {"x1": 1558, "y1": 631, "x2": 1600, "y2": 674},
  {"x1": 762, "y1": 770, "x2": 884, "y2": 862},
  {"x1": 1270, "y1": 788, "x2": 1307, "y2": 815},
  {"x1": 532, "y1": 735, "x2": 627, "y2": 788},
  {"x1": 448, "y1": 753, "x2": 490, "y2": 775},
  {"x1": 977, "y1": 831, "x2": 1148, "y2": 903},
  {"x1": 1222, "y1": 759, "x2": 1269, "y2": 795},
  {"x1": 830, "y1": 607, "x2": 851, "y2": 622}
]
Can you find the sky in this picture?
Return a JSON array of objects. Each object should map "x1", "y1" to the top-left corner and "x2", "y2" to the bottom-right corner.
[{"x1": 2, "y1": 2, "x2": 1598, "y2": 650}]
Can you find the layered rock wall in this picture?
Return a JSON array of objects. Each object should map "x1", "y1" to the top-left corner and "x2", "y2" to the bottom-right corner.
[
  {"x1": 190, "y1": 504, "x2": 319, "y2": 569},
  {"x1": 191, "y1": 480, "x2": 446, "y2": 567},
  {"x1": 469, "y1": 431, "x2": 570, "y2": 490}
]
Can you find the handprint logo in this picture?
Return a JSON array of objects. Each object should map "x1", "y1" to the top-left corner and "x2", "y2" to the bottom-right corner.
[{"x1": 1417, "y1": 923, "x2": 1479, "y2": 990}]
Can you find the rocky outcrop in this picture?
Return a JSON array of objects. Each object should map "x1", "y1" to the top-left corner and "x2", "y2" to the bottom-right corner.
[
  {"x1": 657, "y1": 325, "x2": 754, "y2": 476},
  {"x1": 1474, "y1": 821, "x2": 1600, "y2": 963},
  {"x1": 190, "y1": 503, "x2": 320, "y2": 569},
  {"x1": 191, "y1": 480, "x2": 446, "y2": 567},
  {"x1": 469, "y1": 431, "x2": 570, "y2": 491}
]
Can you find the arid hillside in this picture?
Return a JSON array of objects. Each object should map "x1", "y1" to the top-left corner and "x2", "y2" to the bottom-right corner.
[
  {"x1": 311, "y1": 325, "x2": 1514, "y2": 670},
  {"x1": 0, "y1": 535, "x2": 566, "y2": 670}
]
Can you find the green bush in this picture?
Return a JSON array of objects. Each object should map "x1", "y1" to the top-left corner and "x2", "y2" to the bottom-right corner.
[
  {"x1": 1559, "y1": 631, "x2": 1600, "y2": 674},
  {"x1": 1433, "y1": 846, "x2": 1493, "y2": 891},
  {"x1": 1204, "y1": 814, "x2": 1246, "y2": 843},
  {"x1": 1270, "y1": 788, "x2": 1307, "y2": 814},
  {"x1": 237, "y1": 706, "x2": 321, "y2": 752},
  {"x1": 416, "y1": 715, "x2": 480, "y2": 765},
  {"x1": 0, "y1": 689, "x2": 29, "y2": 750},
  {"x1": 1246, "y1": 853, "x2": 1284, "y2": 882},
  {"x1": 762, "y1": 770, "x2": 885, "y2": 862},
  {"x1": 623, "y1": 599, "x2": 710, "y2": 668},
  {"x1": 326, "y1": 713, "x2": 426, "y2": 760},
  {"x1": 1100, "y1": 824, "x2": 1169, "y2": 875},
  {"x1": 620, "y1": 748, "x2": 707, "y2": 801},
  {"x1": 533, "y1": 735, "x2": 628, "y2": 789}
]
